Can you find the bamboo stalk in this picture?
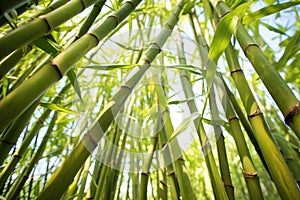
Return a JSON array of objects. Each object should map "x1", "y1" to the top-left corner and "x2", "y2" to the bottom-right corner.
[
  {"x1": 224, "y1": 42, "x2": 300, "y2": 199},
  {"x1": 211, "y1": 0, "x2": 300, "y2": 139},
  {"x1": 36, "y1": 1, "x2": 184, "y2": 199},
  {"x1": 223, "y1": 83, "x2": 270, "y2": 174},
  {"x1": 217, "y1": 75, "x2": 264, "y2": 199},
  {"x1": 0, "y1": 100, "x2": 39, "y2": 165},
  {"x1": 209, "y1": 87, "x2": 234, "y2": 199},
  {"x1": 0, "y1": 0, "x2": 97, "y2": 60},
  {"x1": 176, "y1": 36, "x2": 228, "y2": 200},
  {"x1": 5, "y1": 111, "x2": 58, "y2": 200},
  {"x1": 0, "y1": 84, "x2": 70, "y2": 190},
  {"x1": 0, "y1": 46, "x2": 32, "y2": 80}
]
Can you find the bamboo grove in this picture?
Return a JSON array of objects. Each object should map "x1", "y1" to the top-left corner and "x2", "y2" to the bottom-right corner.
[{"x1": 0, "y1": 0, "x2": 299, "y2": 199}]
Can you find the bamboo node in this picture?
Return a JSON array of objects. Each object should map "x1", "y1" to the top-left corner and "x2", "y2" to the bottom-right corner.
[
  {"x1": 38, "y1": 16, "x2": 52, "y2": 31},
  {"x1": 243, "y1": 43, "x2": 259, "y2": 55},
  {"x1": 228, "y1": 116, "x2": 238, "y2": 122},
  {"x1": 13, "y1": 153, "x2": 22, "y2": 158},
  {"x1": 171, "y1": 12, "x2": 179, "y2": 21},
  {"x1": 87, "y1": 33, "x2": 100, "y2": 45},
  {"x1": 141, "y1": 171, "x2": 149, "y2": 176},
  {"x1": 140, "y1": 55, "x2": 151, "y2": 65},
  {"x1": 248, "y1": 108, "x2": 262, "y2": 119},
  {"x1": 108, "y1": 15, "x2": 120, "y2": 26},
  {"x1": 284, "y1": 101, "x2": 300, "y2": 124},
  {"x1": 49, "y1": 60, "x2": 63, "y2": 79},
  {"x1": 167, "y1": 171, "x2": 175, "y2": 176},
  {"x1": 38, "y1": 117, "x2": 45, "y2": 124},
  {"x1": 159, "y1": 179, "x2": 167, "y2": 186},
  {"x1": 121, "y1": 85, "x2": 133, "y2": 91},
  {"x1": 84, "y1": 130, "x2": 98, "y2": 149},
  {"x1": 125, "y1": 1, "x2": 136, "y2": 8},
  {"x1": 243, "y1": 170, "x2": 258, "y2": 178},
  {"x1": 164, "y1": 22, "x2": 173, "y2": 30},
  {"x1": 230, "y1": 69, "x2": 243, "y2": 75},
  {"x1": 149, "y1": 42, "x2": 161, "y2": 53},
  {"x1": 201, "y1": 142, "x2": 212, "y2": 155},
  {"x1": 186, "y1": 97, "x2": 195, "y2": 104},
  {"x1": 224, "y1": 182, "x2": 234, "y2": 189},
  {"x1": 162, "y1": 107, "x2": 170, "y2": 114}
]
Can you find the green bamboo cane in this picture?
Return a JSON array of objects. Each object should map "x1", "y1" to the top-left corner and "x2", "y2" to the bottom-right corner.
[
  {"x1": 224, "y1": 42, "x2": 300, "y2": 199},
  {"x1": 0, "y1": 0, "x2": 97, "y2": 60},
  {"x1": 218, "y1": 75, "x2": 264, "y2": 199},
  {"x1": 176, "y1": 37, "x2": 228, "y2": 200},
  {"x1": 0, "y1": 46, "x2": 32, "y2": 80},
  {"x1": 85, "y1": 155, "x2": 101, "y2": 199},
  {"x1": 61, "y1": 166, "x2": 84, "y2": 199},
  {"x1": 0, "y1": 0, "x2": 142, "y2": 132},
  {"x1": 274, "y1": 134, "x2": 300, "y2": 187},
  {"x1": 153, "y1": 70, "x2": 197, "y2": 200},
  {"x1": 37, "y1": 2, "x2": 184, "y2": 199},
  {"x1": 209, "y1": 88, "x2": 234, "y2": 199},
  {"x1": 93, "y1": 131, "x2": 116, "y2": 200},
  {"x1": 76, "y1": 157, "x2": 91, "y2": 200},
  {"x1": 157, "y1": 167, "x2": 168, "y2": 200},
  {"x1": 139, "y1": 124, "x2": 159, "y2": 199},
  {"x1": 70, "y1": 0, "x2": 106, "y2": 43},
  {"x1": 0, "y1": 84, "x2": 70, "y2": 189},
  {"x1": 210, "y1": 0, "x2": 300, "y2": 139},
  {"x1": 0, "y1": 100, "x2": 39, "y2": 165},
  {"x1": 5, "y1": 111, "x2": 58, "y2": 200},
  {"x1": 223, "y1": 83, "x2": 270, "y2": 174},
  {"x1": 158, "y1": 126, "x2": 180, "y2": 200}
]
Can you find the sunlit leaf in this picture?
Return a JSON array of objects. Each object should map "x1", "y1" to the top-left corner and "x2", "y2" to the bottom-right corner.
[
  {"x1": 67, "y1": 69, "x2": 82, "y2": 101},
  {"x1": 168, "y1": 112, "x2": 200, "y2": 142},
  {"x1": 40, "y1": 102, "x2": 79, "y2": 114},
  {"x1": 242, "y1": 2, "x2": 300, "y2": 24}
]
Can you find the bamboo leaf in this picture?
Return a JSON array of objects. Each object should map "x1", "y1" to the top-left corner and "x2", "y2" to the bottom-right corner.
[
  {"x1": 260, "y1": 21, "x2": 288, "y2": 36},
  {"x1": 33, "y1": 34, "x2": 61, "y2": 56},
  {"x1": 40, "y1": 102, "x2": 79, "y2": 114},
  {"x1": 168, "y1": 112, "x2": 200, "y2": 142},
  {"x1": 206, "y1": 3, "x2": 251, "y2": 101},
  {"x1": 81, "y1": 64, "x2": 139, "y2": 70},
  {"x1": 67, "y1": 69, "x2": 82, "y2": 101},
  {"x1": 208, "y1": 3, "x2": 251, "y2": 62},
  {"x1": 242, "y1": 2, "x2": 300, "y2": 24},
  {"x1": 276, "y1": 31, "x2": 300, "y2": 69}
]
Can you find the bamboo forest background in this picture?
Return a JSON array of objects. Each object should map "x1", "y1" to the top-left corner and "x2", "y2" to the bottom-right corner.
[{"x1": 0, "y1": 0, "x2": 300, "y2": 199}]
